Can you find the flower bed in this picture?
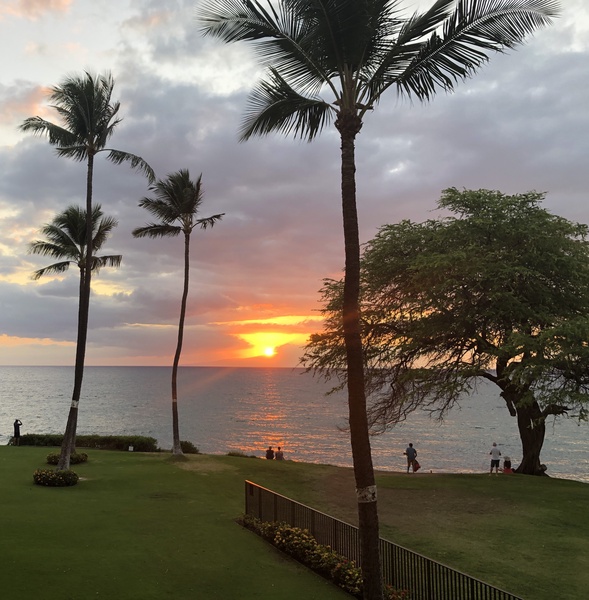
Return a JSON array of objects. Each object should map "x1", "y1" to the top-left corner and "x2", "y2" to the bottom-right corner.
[
  {"x1": 241, "y1": 515, "x2": 410, "y2": 599},
  {"x1": 33, "y1": 469, "x2": 79, "y2": 487}
]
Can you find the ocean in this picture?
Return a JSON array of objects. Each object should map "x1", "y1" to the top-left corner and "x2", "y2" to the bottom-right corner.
[{"x1": 1, "y1": 366, "x2": 587, "y2": 483}]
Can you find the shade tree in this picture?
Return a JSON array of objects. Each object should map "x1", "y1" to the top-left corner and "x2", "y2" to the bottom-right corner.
[{"x1": 303, "y1": 188, "x2": 589, "y2": 476}]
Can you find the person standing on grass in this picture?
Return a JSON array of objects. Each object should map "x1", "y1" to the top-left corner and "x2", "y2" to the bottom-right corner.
[
  {"x1": 404, "y1": 443, "x2": 417, "y2": 473},
  {"x1": 13, "y1": 419, "x2": 22, "y2": 446},
  {"x1": 490, "y1": 442, "x2": 502, "y2": 474}
]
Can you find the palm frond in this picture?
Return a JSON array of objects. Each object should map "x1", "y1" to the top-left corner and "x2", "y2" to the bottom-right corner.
[
  {"x1": 19, "y1": 117, "x2": 80, "y2": 150},
  {"x1": 199, "y1": 0, "x2": 332, "y2": 95},
  {"x1": 241, "y1": 67, "x2": 333, "y2": 141},
  {"x1": 132, "y1": 224, "x2": 183, "y2": 238},
  {"x1": 393, "y1": 0, "x2": 560, "y2": 101},
  {"x1": 105, "y1": 149, "x2": 156, "y2": 183},
  {"x1": 198, "y1": 0, "x2": 283, "y2": 43},
  {"x1": 91, "y1": 254, "x2": 123, "y2": 272},
  {"x1": 195, "y1": 213, "x2": 225, "y2": 230},
  {"x1": 29, "y1": 240, "x2": 77, "y2": 260},
  {"x1": 31, "y1": 261, "x2": 74, "y2": 281}
]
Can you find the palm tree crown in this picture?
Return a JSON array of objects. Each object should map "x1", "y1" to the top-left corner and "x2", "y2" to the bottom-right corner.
[
  {"x1": 29, "y1": 205, "x2": 121, "y2": 281},
  {"x1": 20, "y1": 71, "x2": 155, "y2": 179},
  {"x1": 198, "y1": 0, "x2": 559, "y2": 140},
  {"x1": 133, "y1": 169, "x2": 224, "y2": 239}
]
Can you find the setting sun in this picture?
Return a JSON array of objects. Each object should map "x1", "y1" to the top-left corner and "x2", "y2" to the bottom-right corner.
[{"x1": 263, "y1": 347, "x2": 276, "y2": 357}]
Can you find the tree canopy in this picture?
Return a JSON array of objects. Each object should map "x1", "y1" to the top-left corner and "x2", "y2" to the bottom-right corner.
[{"x1": 303, "y1": 188, "x2": 589, "y2": 475}]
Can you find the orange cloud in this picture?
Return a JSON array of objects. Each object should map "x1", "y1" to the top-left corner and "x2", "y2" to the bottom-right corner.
[
  {"x1": 210, "y1": 314, "x2": 324, "y2": 362},
  {"x1": 235, "y1": 331, "x2": 310, "y2": 360},
  {"x1": 0, "y1": 333, "x2": 73, "y2": 347},
  {"x1": 1, "y1": 0, "x2": 72, "y2": 20}
]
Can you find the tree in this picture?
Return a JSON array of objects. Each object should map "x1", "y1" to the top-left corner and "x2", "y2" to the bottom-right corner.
[
  {"x1": 21, "y1": 71, "x2": 155, "y2": 470},
  {"x1": 303, "y1": 188, "x2": 589, "y2": 476},
  {"x1": 197, "y1": 2, "x2": 559, "y2": 596},
  {"x1": 132, "y1": 170, "x2": 224, "y2": 457}
]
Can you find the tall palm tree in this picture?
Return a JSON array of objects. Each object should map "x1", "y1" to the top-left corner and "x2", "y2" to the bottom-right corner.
[
  {"x1": 197, "y1": 1, "x2": 559, "y2": 597},
  {"x1": 133, "y1": 170, "x2": 224, "y2": 457},
  {"x1": 21, "y1": 72, "x2": 155, "y2": 471}
]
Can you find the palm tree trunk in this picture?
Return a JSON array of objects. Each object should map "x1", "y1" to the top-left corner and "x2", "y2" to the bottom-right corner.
[
  {"x1": 170, "y1": 232, "x2": 190, "y2": 456},
  {"x1": 57, "y1": 154, "x2": 94, "y2": 471},
  {"x1": 337, "y1": 112, "x2": 383, "y2": 600}
]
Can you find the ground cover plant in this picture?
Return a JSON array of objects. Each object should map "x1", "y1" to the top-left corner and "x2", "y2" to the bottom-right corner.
[{"x1": 0, "y1": 446, "x2": 586, "y2": 600}]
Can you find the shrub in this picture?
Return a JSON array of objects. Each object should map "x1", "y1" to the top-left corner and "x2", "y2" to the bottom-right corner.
[
  {"x1": 227, "y1": 451, "x2": 258, "y2": 458},
  {"x1": 180, "y1": 440, "x2": 199, "y2": 454},
  {"x1": 241, "y1": 516, "x2": 409, "y2": 599},
  {"x1": 33, "y1": 469, "x2": 79, "y2": 487},
  {"x1": 46, "y1": 452, "x2": 88, "y2": 465}
]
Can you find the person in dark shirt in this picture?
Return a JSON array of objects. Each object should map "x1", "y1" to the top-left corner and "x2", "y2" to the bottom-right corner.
[
  {"x1": 265, "y1": 446, "x2": 274, "y2": 460},
  {"x1": 13, "y1": 419, "x2": 22, "y2": 446},
  {"x1": 404, "y1": 443, "x2": 417, "y2": 473}
]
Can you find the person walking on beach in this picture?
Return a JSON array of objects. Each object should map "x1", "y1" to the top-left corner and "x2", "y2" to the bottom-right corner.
[
  {"x1": 404, "y1": 443, "x2": 417, "y2": 473},
  {"x1": 275, "y1": 446, "x2": 284, "y2": 460},
  {"x1": 490, "y1": 442, "x2": 501, "y2": 474},
  {"x1": 13, "y1": 419, "x2": 22, "y2": 446},
  {"x1": 265, "y1": 446, "x2": 275, "y2": 460}
]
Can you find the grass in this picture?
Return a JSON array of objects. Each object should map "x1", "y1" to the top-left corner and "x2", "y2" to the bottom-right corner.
[{"x1": 1, "y1": 447, "x2": 587, "y2": 600}]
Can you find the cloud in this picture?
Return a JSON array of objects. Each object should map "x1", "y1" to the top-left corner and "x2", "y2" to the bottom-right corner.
[{"x1": 0, "y1": 0, "x2": 72, "y2": 20}]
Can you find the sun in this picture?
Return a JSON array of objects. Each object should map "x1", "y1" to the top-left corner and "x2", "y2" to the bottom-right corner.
[{"x1": 263, "y1": 347, "x2": 276, "y2": 357}]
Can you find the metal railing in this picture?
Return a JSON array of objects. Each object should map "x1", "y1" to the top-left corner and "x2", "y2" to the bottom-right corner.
[{"x1": 245, "y1": 480, "x2": 523, "y2": 600}]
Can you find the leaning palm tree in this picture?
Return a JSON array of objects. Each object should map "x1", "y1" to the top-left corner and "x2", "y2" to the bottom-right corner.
[
  {"x1": 133, "y1": 170, "x2": 223, "y2": 457},
  {"x1": 21, "y1": 72, "x2": 155, "y2": 471},
  {"x1": 29, "y1": 205, "x2": 121, "y2": 452},
  {"x1": 197, "y1": 1, "x2": 559, "y2": 597}
]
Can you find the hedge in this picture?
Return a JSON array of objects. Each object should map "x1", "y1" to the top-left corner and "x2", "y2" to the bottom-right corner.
[{"x1": 18, "y1": 434, "x2": 160, "y2": 452}]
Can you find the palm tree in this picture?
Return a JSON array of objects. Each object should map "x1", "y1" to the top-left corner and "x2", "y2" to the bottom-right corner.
[
  {"x1": 132, "y1": 169, "x2": 224, "y2": 457},
  {"x1": 21, "y1": 72, "x2": 155, "y2": 471},
  {"x1": 29, "y1": 205, "x2": 121, "y2": 454},
  {"x1": 197, "y1": 1, "x2": 559, "y2": 597}
]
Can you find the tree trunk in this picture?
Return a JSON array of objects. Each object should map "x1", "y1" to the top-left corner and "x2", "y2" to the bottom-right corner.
[
  {"x1": 170, "y1": 231, "x2": 190, "y2": 457},
  {"x1": 336, "y1": 112, "x2": 382, "y2": 600},
  {"x1": 57, "y1": 154, "x2": 94, "y2": 471},
  {"x1": 515, "y1": 399, "x2": 548, "y2": 475}
]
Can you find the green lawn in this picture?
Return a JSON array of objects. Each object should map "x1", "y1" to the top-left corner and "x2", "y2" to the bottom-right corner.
[
  {"x1": 0, "y1": 447, "x2": 348, "y2": 600},
  {"x1": 1, "y1": 447, "x2": 587, "y2": 600}
]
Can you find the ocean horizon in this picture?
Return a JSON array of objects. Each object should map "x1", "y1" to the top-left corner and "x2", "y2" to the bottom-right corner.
[{"x1": 1, "y1": 365, "x2": 587, "y2": 483}]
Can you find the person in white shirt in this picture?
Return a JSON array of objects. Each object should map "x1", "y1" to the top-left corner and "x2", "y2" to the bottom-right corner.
[{"x1": 489, "y1": 442, "x2": 502, "y2": 474}]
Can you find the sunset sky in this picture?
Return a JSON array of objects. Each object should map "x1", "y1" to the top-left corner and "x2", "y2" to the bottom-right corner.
[{"x1": 1, "y1": 0, "x2": 589, "y2": 368}]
